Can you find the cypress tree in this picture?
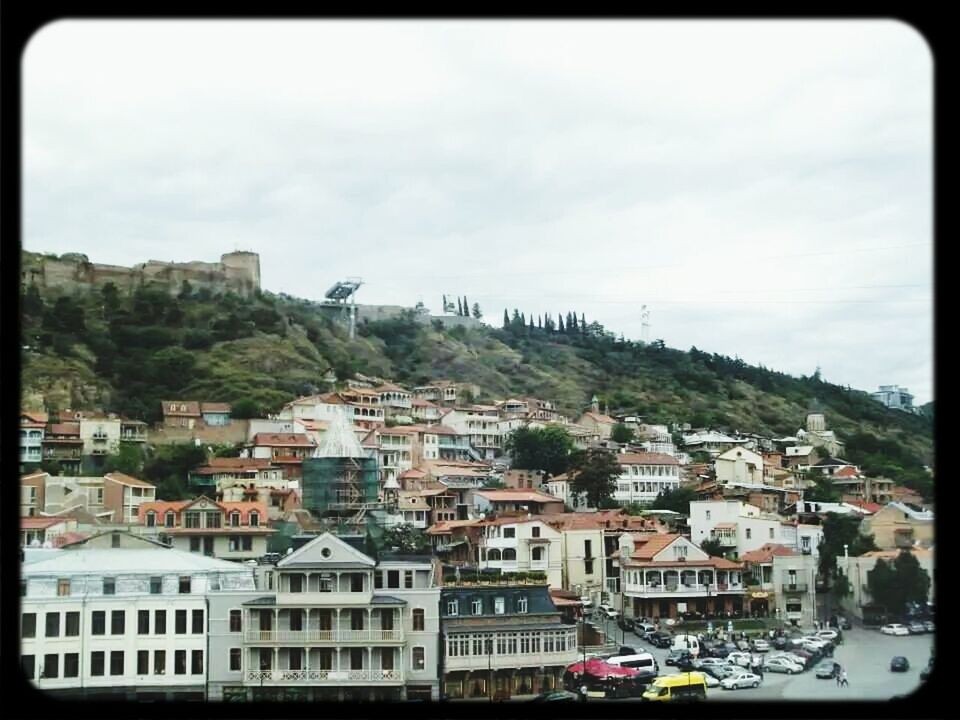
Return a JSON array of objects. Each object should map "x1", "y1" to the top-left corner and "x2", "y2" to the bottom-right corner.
[
  {"x1": 581, "y1": 313, "x2": 587, "y2": 334},
  {"x1": 529, "y1": 315, "x2": 535, "y2": 331},
  {"x1": 520, "y1": 312, "x2": 526, "y2": 327},
  {"x1": 538, "y1": 315, "x2": 543, "y2": 330},
  {"x1": 457, "y1": 297, "x2": 463, "y2": 316},
  {"x1": 570, "y1": 313, "x2": 578, "y2": 332},
  {"x1": 503, "y1": 309, "x2": 510, "y2": 329},
  {"x1": 463, "y1": 296, "x2": 469, "y2": 317},
  {"x1": 558, "y1": 315, "x2": 565, "y2": 333},
  {"x1": 443, "y1": 294, "x2": 448, "y2": 313}
]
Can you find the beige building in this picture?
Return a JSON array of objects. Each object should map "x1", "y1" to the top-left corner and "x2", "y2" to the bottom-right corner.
[
  {"x1": 79, "y1": 416, "x2": 122, "y2": 457},
  {"x1": 860, "y1": 502, "x2": 934, "y2": 550},
  {"x1": 836, "y1": 547, "x2": 934, "y2": 620},
  {"x1": 714, "y1": 447, "x2": 765, "y2": 485}
]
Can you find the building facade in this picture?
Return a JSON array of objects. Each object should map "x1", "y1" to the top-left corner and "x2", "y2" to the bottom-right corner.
[{"x1": 612, "y1": 453, "x2": 681, "y2": 506}]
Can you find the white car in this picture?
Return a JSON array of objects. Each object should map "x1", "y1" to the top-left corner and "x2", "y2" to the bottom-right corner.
[
  {"x1": 676, "y1": 671, "x2": 720, "y2": 688},
  {"x1": 763, "y1": 657, "x2": 803, "y2": 674},
  {"x1": 727, "y1": 651, "x2": 753, "y2": 668},
  {"x1": 694, "y1": 657, "x2": 730, "y2": 669},
  {"x1": 721, "y1": 671, "x2": 762, "y2": 690},
  {"x1": 881, "y1": 624, "x2": 910, "y2": 636},
  {"x1": 798, "y1": 636, "x2": 830, "y2": 649},
  {"x1": 816, "y1": 630, "x2": 839, "y2": 642},
  {"x1": 598, "y1": 604, "x2": 620, "y2": 620},
  {"x1": 752, "y1": 639, "x2": 770, "y2": 652},
  {"x1": 771, "y1": 652, "x2": 809, "y2": 668}
]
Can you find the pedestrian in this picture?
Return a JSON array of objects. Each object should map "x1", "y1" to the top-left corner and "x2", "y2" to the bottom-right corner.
[
  {"x1": 580, "y1": 684, "x2": 588, "y2": 702},
  {"x1": 835, "y1": 666, "x2": 842, "y2": 687},
  {"x1": 840, "y1": 669, "x2": 849, "y2": 687}
]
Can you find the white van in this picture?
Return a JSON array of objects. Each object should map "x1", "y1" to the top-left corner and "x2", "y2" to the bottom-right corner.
[
  {"x1": 606, "y1": 653, "x2": 659, "y2": 678},
  {"x1": 671, "y1": 634, "x2": 700, "y2": 658}
]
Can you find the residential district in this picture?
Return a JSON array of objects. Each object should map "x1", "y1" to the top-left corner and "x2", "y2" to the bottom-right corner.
[{"x1": 19, "y1": 379, "x2": 934, "y2": 702}]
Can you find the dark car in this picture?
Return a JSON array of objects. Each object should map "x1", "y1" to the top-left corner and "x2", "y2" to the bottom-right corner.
[
  {"x1": 920, "y1": 659, "x2": 933, "y2": 682},
  {"x1": 907, "y1": 621, "x2": 926, "y2": 635},
  {"x1": 890, "y1": 656, "x2": 910, "y2": 672},
  {"x1": 814, "y1": 661, "x2": 841, "y2": 679},
  {"x1": 618, "y1": 645, "x2": 638, "y2": 657},
  {"x1": 618, "y1": 617, "x2": 635, "y2": 632},
  {"x1": 529, "y1": 691, "x2": 579, "y2": 702},
  {"x1": 649, "y1": 633, "x2": 673, "y2": 648},
  {"x1": 702, "y1": 664, "x2": 737, "y2": 680},
  {"x1": 837, "y1": 616, "x2": 852, "y2": 630},
  {"x1": 772, "y1": 636, "x2": 788, "y2": 650},
  {"x1": 666, "y1": 648, "x2": 692, "y2": 666}
]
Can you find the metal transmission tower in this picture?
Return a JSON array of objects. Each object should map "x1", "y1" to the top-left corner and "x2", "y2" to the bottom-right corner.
[
  {"x1": 641, "y1": 305, "x2": 651, "y2": 344},
  {"x1": 324, "y1": 278, "x2": 363, "y2": 339}
]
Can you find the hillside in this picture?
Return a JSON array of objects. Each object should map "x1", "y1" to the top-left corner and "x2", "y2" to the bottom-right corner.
[{"x1": 19, "y1": 250, "x2": 934, "y2": 497}]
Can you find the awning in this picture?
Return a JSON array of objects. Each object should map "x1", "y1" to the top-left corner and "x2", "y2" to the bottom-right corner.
[{"x1": 751, "y1": 592, "x2": 770, "y2": 599}]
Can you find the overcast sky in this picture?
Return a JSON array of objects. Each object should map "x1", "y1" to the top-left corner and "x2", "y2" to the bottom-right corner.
[{"x1": 23, "y1": 20, "x2": 933, "y2": 404}]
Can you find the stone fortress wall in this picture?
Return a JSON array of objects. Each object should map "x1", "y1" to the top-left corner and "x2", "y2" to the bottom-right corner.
[{"x1": 21, "y1": 251, "x2": 261, "y2": 298}]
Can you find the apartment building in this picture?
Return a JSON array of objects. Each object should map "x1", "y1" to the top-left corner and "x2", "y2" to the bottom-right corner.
[
  {"x1": 20, "y1": 411, "x2": 47, "y2": 467},
  {"x1": 19, "y1": 471, "x2": 157, "y2": 525},
  {"x1": 231, "y1": 534, "x2": 441, "y2": 701},
  {"x1": 612, "y1": 453, "x2": 681, "y2": 506},
  {"x1": 476, "y1": 517, "x2": 563, "y2": 588},
  {"x1": 442, "y1": 407, "x2": 502, "y2": 460},
  {"x1": 19, "y1": 535, "x2": 256, "y2": 699},
  {"x1": 41, "y1": 422, "x2": 84, "y2": 473},
  {"x1": 689, "y1": 500, "x2": 792, "y2": 560}
]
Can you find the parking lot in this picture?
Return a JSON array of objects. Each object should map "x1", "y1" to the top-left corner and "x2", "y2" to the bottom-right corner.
[{"x1": 591, "y1": 618, "x2": 933, "y2": 702}]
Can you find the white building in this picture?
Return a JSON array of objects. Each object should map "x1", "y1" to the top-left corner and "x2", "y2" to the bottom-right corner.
[
  {"x1": 688, "y1": 500, "x2": 793, "y2": 560},
  {"x1": 442, "y1": 407, "x2": 503, "y2": 460},
  {"x1": 612, "y1": 453, "x2": 681, "y2": 506},
  {"x1": 476, "y1": 517, "x2": 564, "y2": 589},
  {"x1": 20, "y1": 536, "x2": 256, "y2": 700},
  {"x1": 714, "y1": 447, "x2": 764, "y2": 486},
  {"x1": 79, "y1": 416, "x2": 122, "y2": 458},
  {"x1": 871, "y1": 385, "x2": 916, "y2": 412},
  {"x1": 681, "y1": 431, "x2": 749, "y2": 457},
  {"x1": 542, "y1": 475, "x2": 591, "y2": 511}
]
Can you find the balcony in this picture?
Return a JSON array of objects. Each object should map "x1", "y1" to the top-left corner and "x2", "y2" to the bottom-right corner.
[
  {"x1": 624, "y1": 582, "x2": 744, "y2": 598},
  {"x1": 445, "y1": 650, "x2": 578, "y2": 672},
  {"x1": 92, "y1": 432, "x2": 109, "y2": 441},
  {"x1": 245, "y1": 669, "x2": 403, "y2": 685},
  {"x1": 711, "y1": 535, "x2": 738, "y2": 547},
  {"x1": 782, "y1": 583, "x2": 808, "y2": 593},
  {"x1": 244, "y1": 629, "x2": 404, "y2": 644}
]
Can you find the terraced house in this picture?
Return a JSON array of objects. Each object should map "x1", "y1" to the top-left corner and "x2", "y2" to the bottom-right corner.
[{"x1": 234, "y1": 534, "x2": 441, "y2": 701}]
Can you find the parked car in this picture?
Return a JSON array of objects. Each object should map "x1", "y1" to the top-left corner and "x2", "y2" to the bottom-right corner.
[
  {"x1": 751, "y1": 639, "x2": 770, "y2": 652},
  {"x1": 727, "y1": 651, "x2": 752, "y2": 668},
  {"x1": 837, "y1": 616, "x2": 852, "y2": 630},
  {"x1": 617, "y1": 646, "x2": 639, "y2": 657},
  {"x1": 783, "y1": 649, "x2": 816, "y2": 667},
  {"x1": 764, "y1": 657, "x2": 804, "y2": 674},
  {"x1": 907, "y1": 621, "x2": 926, "y2": 635},
  {"x1": 708, "y1": 643, "x2": 732, "y2": 658},
  {"x1": 672, "y1": 670, "x2": 719, "y2": 688},
  {"x1": 618, "y1": 617, "x2": 635, "y2": 632},
  {"x1": 665, "y1": 648, "x2": 692, "y2": 666},
  {"x1": 635, "y1": 622, "x2": 656, "y2": 637},
  {"x1": 701, "y1": 664, "x2": 738, "y2": 681},
  {"x1": 693, "y1": 657, "x2": 729, "y2": 669},
  {"x1": 599, "y1": 604, "x2": 620, "y2": 620},
  {"x1": 890, "y1": 656, "x2": 910, "y2": 672},
  {"x1": 798, "y1": 636, "x2": 831, "y2": 649},
  {"x1": 923, "y1": 620, "x2": 934, "y2": 633},
  {"x1": 881, "y1": 624, "x2": 910, "y2": 636},
  {"x1": 650, "y1": 633, "x2": 673, "y2": 649},
  {"x1": 721, "y1": 671, "x2": 762, "y2": 690},
  {"x1": 529, "y1": 690, "x2": 579, "y2": 702},
  {"x1": 815, "y1": 630, "x2": 839, "y2": 642},
  {"x1": 815, "y1": 661, "x2": 841, "y2": 679},
  {"x1": 735, "y1": 639, "x2": 751, "y2": 651},
  {"x1": 772, "y1": 636, "x2": 788, "y2": 650},
  {"x1": 675, "y1": 655, "x2": 697, "y2": 672}
]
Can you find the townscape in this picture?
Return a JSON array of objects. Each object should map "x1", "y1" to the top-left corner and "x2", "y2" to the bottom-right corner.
[{"x1": 19, "y1": 373, "x2": 934, "y2": 702}]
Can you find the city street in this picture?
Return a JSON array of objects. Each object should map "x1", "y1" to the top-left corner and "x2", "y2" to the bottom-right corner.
[{"x1": 597, "y1": 621, "x2": 933, "y2": 701}]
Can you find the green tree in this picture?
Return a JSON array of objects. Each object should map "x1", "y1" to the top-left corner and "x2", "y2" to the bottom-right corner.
[
  {"x1": 610, "y1": 423, "x2": 635, "y2": 444},
  {"x1": 472, "y1": 303, "x2": 482, "y2": 320},
  {"x1": 623, "y1": 501, "x2": 645, "y2": 516},
  {"x1": 463, "y1": 296, "x2": 469, "y2": 317},
  {"x1": 503, "y1": 309, "x2": 510, "y2": 329},
  {"x1": 482, "y1": 479, "x2": 507, "y2": 489},
  {"x1": 504, "y1": 425, "x2": 574, "y2": 478},
  {"x1": 232, "y1": 398, "x2": 262, "y2": 418},
  {"x1": 22, "y1": 284, "x2": 45, "y2": 317},
  {"x1": 382, "y1": 523, "x2": 430, "y2": 554},
  {"x1": 817, "y1": 512, "x2": 879, "y2": 583},
  {"x1": 103, "y1": 443, "x2": 145, "y2": 477},
  {"x1": 179, "y1": 279, "x2": 193, "y2": 299},
  {"x1": 866, "y1": 551, "x2": 930, "y2": 617},
  {"x1": 650, "y1": 485, "x2": 698, "y2": 514},
  {"x1": 700, "y1": 538, "x2": 726, "y2": 558},
  {"x1": 142, "y1": 443, "x2": 208, "y2": 500},
  {"x1": 568, "y1": 448, "x2": 621, "y2": 508},
  {"x1": 457, "y1": 297, "x2": 464, "y2": 316}
]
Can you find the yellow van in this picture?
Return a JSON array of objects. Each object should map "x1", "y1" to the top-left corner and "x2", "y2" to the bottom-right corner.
[{"x1": 641, "y1": 673, "x2": 708, "y2": 702}]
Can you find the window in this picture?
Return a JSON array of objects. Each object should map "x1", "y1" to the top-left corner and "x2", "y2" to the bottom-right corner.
[
  {"x1": 412, "y1": 608, "x2": 425, "y2": 631},
  {"x1": 191, "y1": 650, "x2": 203, "y2": 674},
  {"x1": 22, "y1": 613, "x2": 36, "y2": 639},
  {"x1": 179, "y1": 576, "x2": 191, "y2": 594},
  {"x1": 154, "y1": 610, "x2": 166, "y2": 634},
  {"x1": 494, "y1": 597, "x2": 505, "y2": 615},
  {"x1": 249, "y1": 511, "x2": 259, "y2": 527},
  {"x1": 165, "y1": 511, "x2": 176, "y2": 528},
  {"x1": 103, "y1": 577, "x2": 116, "y2": 595},
  {"x1": 224, "y1": 647, "x2": 241, "y2": 672},
  {"x1": 111, "y1": 610, "x2": 125, "y2": 635},
  {"x1": 229, "y1": 610, "x2": 242, "y2": 632},
  {"x1": 184, "y1": 512, "x2": 201, "y2": 529},
  {"x1": 57, "y1": 579, "x2": 70, "y2": 596},
  {"x1": 45, "y1": 612, "x2": 60, "y2": 638},
  {"x1": 91, "y1": 611, "x2": 105, "y2": 635},
  {"x1": 289, "y1": 609, "x2": 304, "y2": 631},
  {"x1": 110, "y1": 651, "x2": 124, "y2": 676},
  {"x1": 502, "y1": 548, "x2": 516, "y2": 561},
  {"x1": 175, "y1": 610, "x2": 187, "y2": 634},
  {"x1": 447, "y1": 599, "x2": 458, "y2": 616},
  {"x1": 175, "y1": 650, "x2": 187, "y2": 675},
  {"x1": 584, "y1": 540, "x2": 592, "y2": 558},
  {"x1": 351, "y1": 609, "x2": 364, "y2": 631},
  {"x1": 673, "y1": 545, "x2": 688, "y2": 559},
  {"x1": 769, "y1": 527, "x2": 775, "y2": 539},
  {"x1": 705, "y1": 510, "x2": 711, "y2": 521},
  {"x1": 137, "y1": 650, "x2": 149, "y2": 675},
  {"x1": 150, "y1": 576, "x2": 163, "y2": 594},
  {"x1": 146, "y1": 511, "x2": 156, "y2": 528},
  {"x1": 532, "y1": 546, "x2": 544, "y2": 561},
  {"x1": 387, "y1": 570, "x2": 400, "y2": 589},
  {"x1": 531, "y1": 526, "x2": 540, "y2": 538},
  {"x1": 136, "y1": 610, "x2": 150, "y2": 635},
  {"x1": 351, "y1": 574, "x2": 364, "y2": 592},
  {"x1": 192, "y1": 609, "x2": 204, "y2": 634},
  {"x1": 746, "y1": 529, "x2": 752, "y2": 540},
  {"x1": 230, "y1": 512, "x2": 241, "y2": 527},
  {"x1": 472, "y1": 599, "x2": 483, "y2": 615},
  {"x1": 405, "y1": 570, "x2": 414, "y2": 589},
  {"x1": 111, "y1": 532, "x2": 121, "y2": 548},
  {"x1": 66, "y1": 611, "x2": 80, "y2": 636},
  {"x1": 43, "y1": 654, "x2": 59, "y2": 679},
  {"x1": 206, "y1": 512, "x2": 222, "y2": 528},
  {"x1": 22, "y1": 655, "x2": 35, "y2": 681},
  {"x1": 319, "y1": 574, "x2": 333, "y2": 592},
  {"x1": 374, "y1": 572, "x2": 383, "y2": 589},
  {"x1": 21, "y1": 580, "x2": 27, "y2": 597},
  {"x1": 91, "y1": 651, "x2": 105, "y2": 676},
  {"x1": 190, "y1": 537, "x2": 201, "y2": 553},
  {"x1": 584, "y1": 559, "x2": 594, "y2": 575},
  {"x1": 518, "y1": 597, "x2": 528, "y2": 613},
  {"x1": 154, "y1": 650, "x2": 166, "y2": 675},
  {"x1": 503, "y1": 527, "x2": 516, "y2": 539},
  {"x1": 289, "y1": 574, "x2": 304, "y2": 593}
]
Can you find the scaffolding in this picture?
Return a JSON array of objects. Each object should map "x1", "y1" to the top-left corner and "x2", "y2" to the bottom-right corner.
[{"x1": 300, "y1": 409, "x2": 391, "y2": 546}]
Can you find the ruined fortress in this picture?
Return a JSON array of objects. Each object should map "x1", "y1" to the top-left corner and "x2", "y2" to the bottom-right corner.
[{"x1": 21, "y1": 251, "x2": 261, "y2": 298}]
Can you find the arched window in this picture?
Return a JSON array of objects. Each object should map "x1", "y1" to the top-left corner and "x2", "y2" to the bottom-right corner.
[
  {"x1": 249, "y1": 511, "x2": 260, "y2": 527},
  {"x1": 531, "y1": 547, "x2": 544, "y2": 561},
  {"x1": 164, "y1": 511, "x2": 176, "y2": 528},
  {"x1": 230, "y1": 512, "x2": 241, "y2": 527},
  {"x1": 502, "y1": 548, "x2": 517, "y2": 562},
  {"x1": 487, "y1": 549, "x2": 502, "y2": 561}
]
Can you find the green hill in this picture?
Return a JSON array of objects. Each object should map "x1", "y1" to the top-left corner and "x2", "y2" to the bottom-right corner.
[{"x1": 19, "y1": 250, "x2": 934, "y2": 497}]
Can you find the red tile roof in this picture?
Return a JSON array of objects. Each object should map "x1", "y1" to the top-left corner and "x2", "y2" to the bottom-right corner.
[
  {"x1": 21, "y1": 517, "x2": 67, "y2": 529},
  {"x1": 617, "y1": 452, "x2": 680, "y2": 466},
  {"x1": 740, "y1": 543, "x2": 798, "y2": 564},
  {"x1": 208, "y1": 457, "x2": 274, "y2": 469},
  {"x1": 252, "y1": 433, "x2": 315, "y2": 447},
  {"x1": 631, "y1": 533, "x2": 681, "y2": 559},
  {"x1": 46, "y1": 422, "x2": 81, "y2": 437},
  {"x1": 426, "y1": 519, "x2": 480, "y2": 535},
  {"x1": 52, "y1": 531, "x2": 89, "y2": 547},
  {"x1": 834, "y1": 466, "x2": 861, "y2": 478},
  {"x1": 104, "y1": 472, "x2": 156, "y2": 489},
  {"x1": 475, "y1": 489, "x2": 564, "y2": 504},
  {"x1": 200, "y1": 402, "x2": 232, "y2": 413},
  {"x1": 21, "y1": 411, "x2": 49, "y2": 426},
  {"x1": 581, "y1": 411, "x2": 617, "y2": 424},
  {"x1": 161, "y1": 400, "x2": 201, "y2": 416}
]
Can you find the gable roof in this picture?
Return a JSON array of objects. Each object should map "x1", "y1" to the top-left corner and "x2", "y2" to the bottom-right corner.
[
  {"x1": 740, "y1": 543, "x2": 798, "y2": 563},
  {"x1": 161, "y1": 401, "x2": 201, "y2": 416},
  {"x1": 474, "y1": 489, "x2": 564, "y2": 504},
  {"x1": 580, "y1": 411, "x2": 617, "y2": 425},
  {"x1": 426, "y1": 519, "x2": 481, "y2": 535},
  {"x1": 252, "y1": 432, "x2": 316, "y2": 447},
  {"x1": 207, "y1": 457, "x2": 275, "y2": 469},
  {"x1": 617, "y1": 452, "x2": 679, "y2": 466},
  {"x1": 631, "y1": 533, "x2": 682, "y2": 559},
  {"x1": 278, "y1": 531, "x2": 376, "y2": 568},
  {"x1": 200, "y1": 402, "x2": 232, "y2": 413},
  {"x1": 104, "y1": 472, "x2": 156, "y2": 489}
]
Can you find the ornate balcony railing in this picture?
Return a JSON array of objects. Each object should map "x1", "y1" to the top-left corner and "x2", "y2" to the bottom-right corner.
[
  {"x1": 244, "y1": 629, "x2": 403, "y2": 644},
  {"x1": 245, "y1": 668, "x2": 403, "y2": 684}
]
